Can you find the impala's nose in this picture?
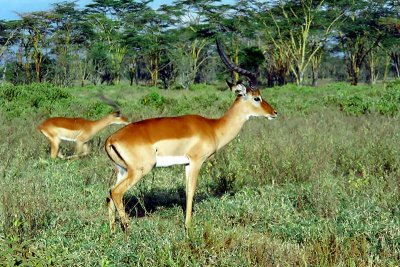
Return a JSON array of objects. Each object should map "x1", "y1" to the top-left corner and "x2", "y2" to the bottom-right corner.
[{"x1": 268, "y1": 110, "x2": 277, "y2": 120}]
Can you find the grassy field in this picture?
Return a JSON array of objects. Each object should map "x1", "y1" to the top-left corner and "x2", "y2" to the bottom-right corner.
[{"x1": 0, "y1": 81, "x2": 399, "y2": 266}]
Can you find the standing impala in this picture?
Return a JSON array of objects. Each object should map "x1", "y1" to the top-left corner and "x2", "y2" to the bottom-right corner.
[
  {"x1": 38, "y1": 96, "x2": 129, "y2": 159},
  {"x1": 105, "y1": 39, "x2": 277, "y2": 232}
]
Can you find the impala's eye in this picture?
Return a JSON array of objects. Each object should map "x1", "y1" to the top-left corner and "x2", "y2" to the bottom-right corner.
[{"x1": 254, "y1": 97, "x2": 261, "y2": 102}]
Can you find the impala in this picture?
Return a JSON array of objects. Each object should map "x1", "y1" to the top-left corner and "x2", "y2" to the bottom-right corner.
[
  {"x1": 105, "y1": 39, "x2": 277, "y2": 232},
  {"x1": 38, "y1": 96, "x2": 129, "y2": 159}
]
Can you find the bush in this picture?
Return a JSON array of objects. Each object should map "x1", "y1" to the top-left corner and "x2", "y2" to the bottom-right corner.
[
  {"x1": 0, "y1": 83, "x2": 72, "y2": 118},
  {"x1": 339, "y1": 95, "x2": 372, "y2": 115},
  {"x1": 139, "y1": 91, "x2": 167, "y2": 109},
  {"x1": 84, "y1": 101, "x2": 115, "y2": 118}
]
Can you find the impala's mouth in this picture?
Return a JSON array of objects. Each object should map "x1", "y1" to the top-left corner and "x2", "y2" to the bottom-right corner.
[{"x1": 267, "y1": 114, "x2": 277, "y2": 120}]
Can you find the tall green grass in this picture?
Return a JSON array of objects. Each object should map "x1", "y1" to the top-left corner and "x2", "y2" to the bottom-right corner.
[{"x1": 0, "y1": 82, "x2": 399, "y2": 266}]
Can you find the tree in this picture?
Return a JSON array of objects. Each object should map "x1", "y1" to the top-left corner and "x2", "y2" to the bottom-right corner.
[
  {"x1": 13, "y1": 12, "x2": 53, "y2": 83},
  {"x1": 50, "y1": 2, "x2": 83, "y2": 86},
  {"x1": 379, "y1": 1, "x2": 400, "y2": 80},
  {"x1": 260, "y1": 0, "x2": 342, "y2": 86},
  {"x1": 332, "y1": 0, "x2": 388, "y2": 85},
  {"x1": 83, "y1": 0, "x2": 151, "y2": 84}
]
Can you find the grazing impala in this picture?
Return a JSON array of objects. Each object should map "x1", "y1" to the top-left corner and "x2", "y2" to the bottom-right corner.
[
  {"x1": 38, "y1": 96, "x2": 129, "y2": 159},
  {"x1": 105, "y1": 39, "x2": 277, "y2": 232}
]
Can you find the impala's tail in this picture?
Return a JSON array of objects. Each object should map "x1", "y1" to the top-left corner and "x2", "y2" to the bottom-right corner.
[{"x1": 105, "y1": 137, "x2": 127, "y2": 170}]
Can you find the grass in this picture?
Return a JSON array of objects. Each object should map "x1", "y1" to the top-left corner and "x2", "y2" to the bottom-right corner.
[{"x1": 0, "y1": 82, "x2": 399, "y2": 266}]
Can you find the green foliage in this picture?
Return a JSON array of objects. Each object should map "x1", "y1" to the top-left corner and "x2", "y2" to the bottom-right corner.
[
  {"x1": 139, "y1": 91, "x2": 167, "y2": 109},
  {"x1": 0, "y1": 83, "x2": 70, "y2": 103},
  {"x1": 0, "y1": 83, "x2": 72, "y2": 118},
  {"x1": 321, "y1": 82, "x2": 400, "y2": 116},
  {"x1": 239, "y1": 46, "x2": 265, "y2": 73},
  {"x1": 189, "y1": 83, "x2": 215, "y2": 91},
  {"x1": 340, "y1": 95, "x2": 372, "y2": 115},
  {"x1": 376, "y1": 81, "x2": 400, "y2": 115},
  {"x1": 84, "y1": 101, "x2": 114, "y2": 118}
]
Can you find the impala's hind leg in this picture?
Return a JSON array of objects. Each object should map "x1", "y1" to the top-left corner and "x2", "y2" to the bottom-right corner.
[
  {"x1": 106, "y1": 142, "x2": 156, "y2": 232},
  {"x1": 107, "y1": 165, "x2": 126, "y2": 233},
  {"x1": 110, "y1": 158, "x2": 155, "y2": 231},
  {"x1": 110, "y1": 170, "x2": 143, "y2": 231}
]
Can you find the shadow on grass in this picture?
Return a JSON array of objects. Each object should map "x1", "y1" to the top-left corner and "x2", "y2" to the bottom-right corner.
[{"x1": 123, "y1": 183, "x2": 228, "y2": 219}]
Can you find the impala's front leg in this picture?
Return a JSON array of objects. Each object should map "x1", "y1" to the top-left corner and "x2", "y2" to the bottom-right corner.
[
  {"x1": 50, "y1": 137, "x2": 61, "y2": 159},
  {"x1": 185, "y1": 161, "x2": 202, "y2": 228},
  {"x1": 74, "y1": 141, "x2": 85, "y2": 157},
  {"x1": 81, "y1": 143, "x2": 90, "y2": 156}
]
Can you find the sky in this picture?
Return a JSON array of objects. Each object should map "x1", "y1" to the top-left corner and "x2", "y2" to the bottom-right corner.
[{"x1": 0, "y1": 0, "x2": 174, "y2": 21}]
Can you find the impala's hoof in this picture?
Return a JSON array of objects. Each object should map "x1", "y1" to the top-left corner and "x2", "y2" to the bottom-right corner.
[{"x1": 121, "y1": 221, "x2": 129, "y2": 232}]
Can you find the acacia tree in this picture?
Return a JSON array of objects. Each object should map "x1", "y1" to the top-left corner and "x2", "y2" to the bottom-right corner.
[
  {"x1": 332, "y1": 0, "x2": 389, "y2": 85},
  {"x1": 50, "y1": 2, "x2": 83, "y2": 86},
  {"x1": 0, "y1": 21, "x2": 19, "y2": 60},
  {"x1": 209, "y1": 0, "x2": 258, "y2": 83},
  {"x1": 83, "y1": 0, "x2": 148, "y2": 84},
  {"x1": 261, "y1": 0, "x2": 342, "y2": 86},
  {"x1": 165, "y1": 0, "x2": 219, "y2": 89},
  {"x1": 16, "y1": 12, "x2": 53, "y2": 83},
  {"x1": 379, "y1": 2, "x2": 400, "y2": 80},
  {"x1": 120, "y1": 1, "x2": 153, "y2": 86},
  {"x1": 125, "y1": 4, "x2": 181, "y2": 87}
]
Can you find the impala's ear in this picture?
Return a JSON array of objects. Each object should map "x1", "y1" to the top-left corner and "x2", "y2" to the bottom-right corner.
[
  {"x1": 226, "y1": 79, "x2": 246, "y2": 96},
  {"x1": 233, "y1": 82, "x2": 247, "y2": 97}
]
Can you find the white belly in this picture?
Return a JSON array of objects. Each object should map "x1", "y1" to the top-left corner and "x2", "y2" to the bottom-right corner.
[
  {"x1": 60, "y1": 136, "x2": 76, "y2": 142},
  {"x1": 155, "y1": 156, "x2": 189, "y2": 167}
]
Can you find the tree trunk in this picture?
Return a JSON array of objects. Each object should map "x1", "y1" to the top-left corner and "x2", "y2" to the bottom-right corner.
[
  {"x1": 311, "y1": 68, "x2": 318, "y2": 87},
  {"x1": 383, "y1": 54, "x2": 390, "y2": 89},
  {"x1": 392, "y1": 52, "x2": 400, "y2": 78},
  {"x1": 348, "y1": 57, "x2": 360, "y2": 86},
  {"x1": 366, "y1": 50, "x2": 379, "y2": 85}
]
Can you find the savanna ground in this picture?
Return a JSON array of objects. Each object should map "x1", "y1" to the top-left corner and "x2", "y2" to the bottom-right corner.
[{"x1": 0, "y1": 81, "x2": 399, "y2": 266}]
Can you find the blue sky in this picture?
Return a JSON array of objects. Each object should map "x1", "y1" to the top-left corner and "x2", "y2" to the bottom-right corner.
[{"x1": 0, "y1": 0, "x2": 174, "y2": 21}]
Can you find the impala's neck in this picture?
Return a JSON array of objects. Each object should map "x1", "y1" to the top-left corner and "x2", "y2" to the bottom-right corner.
[
  {"x1": 89, "y1": 115, "x2": 116, "y2": 134},
  {"x1": 214, "y1": 97, "x2": 249, "y2": 150}
]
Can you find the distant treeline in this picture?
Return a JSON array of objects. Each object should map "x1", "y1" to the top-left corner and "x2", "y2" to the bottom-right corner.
[{"x1": 0, "y1": 0, "x2": 399, "y2": 88}]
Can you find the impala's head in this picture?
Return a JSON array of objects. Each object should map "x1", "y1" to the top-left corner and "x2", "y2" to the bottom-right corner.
[
  {"x1": 218, "y1": 39, "x2": 277, "y2": 120},
  {"x1": 108, "y1": 111, "x2": 129, "y2": 125},
  {"x1": 99, "y1": 95, "x2": 130, "y2": 125},
  {"x1": 227, "y1": 80, "x2": 277, "y2": 120}
]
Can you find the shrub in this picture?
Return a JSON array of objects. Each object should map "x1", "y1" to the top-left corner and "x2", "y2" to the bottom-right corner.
[
  {"x1": 376, "y1": 82, "x2": 400, "y2": 115},
  {"x1": 339, "y1": 95, "x2": 372, "y2": 115},
  {"x1": 139, "y1": 91, "x2": 167, "y2": 109},
  {"x1": 84, "y1": 101, "x2": 115, "y2": 118},
  {"x1": 0, "y1": 83, "x2": 72, "y2": 118}
]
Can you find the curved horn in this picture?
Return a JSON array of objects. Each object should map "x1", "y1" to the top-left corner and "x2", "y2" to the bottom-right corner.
[
  {"x1": 216, "y1": 38, "x2": 258, "y2": 90},
  {"x1": 99, "y1": 94, "x2": 121, "y2": 113}
]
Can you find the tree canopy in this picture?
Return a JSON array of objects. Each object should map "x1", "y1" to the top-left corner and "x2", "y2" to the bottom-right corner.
[{"x1": 0, "y1": 0, "x2": 399, "y2": 87}]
